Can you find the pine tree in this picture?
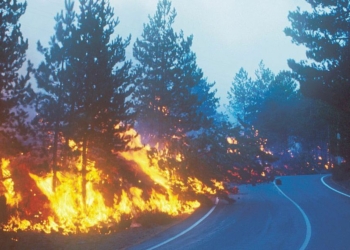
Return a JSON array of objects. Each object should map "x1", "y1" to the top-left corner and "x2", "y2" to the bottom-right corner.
[
  {"x1": 248, "y1": 61, "x2": 274, "y2": 123},
  {"x1": 227, "y1": 68, "x2": 252, "y2": 124},
  {"x1": 0, "y1": 0, "x2": 33, "y2": 158},
  {"x1": 192, "y1": 79, "x2": 218, "y2": 122},
  {"x1": 35, "y1": 0, "x2": 132, "y2": 204},
  {"x1": 257, "y1": 71, "x2": 298, "y2": 140},
  {"x1": 132, "y1": 0, "x2": 222, "y2": 189},
  {"x1": 228, "y1": 62, "x2": 273, "y2": 126},
  {"x1": 71, "y1": 0, "x2": 132, "y2": 204},
  {"x1": 285, "y1": 0, "x2": 350, "y2": 162},
  {"x1": 34, "y1": 0, "x2": 77, "y2": 190},
  {"x1": 133, "y1": 0, "x2": 217, "y2": 149}
]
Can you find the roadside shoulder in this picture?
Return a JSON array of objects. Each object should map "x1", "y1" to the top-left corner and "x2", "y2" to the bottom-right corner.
[{"x1": 322, "y1": 175, "x2": 350, "y2": 197}]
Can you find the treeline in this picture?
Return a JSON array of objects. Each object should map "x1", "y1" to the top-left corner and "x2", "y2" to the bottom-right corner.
[
  {"x1": 228, "y1": 0, "x2": 350, "y2": 178},
  {"x1": 228, "y1": 63, "x2": 335, "y2": 174},
  {"x1": 1, "y1": 0, "x2": 349, "y2": 197},
  {"x1": 0, "y1": 0, "x2": 274, "y2": 204},
  {"x1": 285, "y1": 0, "x2": 350, "y2": 180}
]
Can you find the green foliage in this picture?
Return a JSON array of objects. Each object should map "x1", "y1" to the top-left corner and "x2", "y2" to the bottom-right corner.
[
  {"x1": 285, "y1": 0, "x2": 350, "y2": 162},
  {"x1": 256, "y1": 71, "x2": 299, "y2": 143},
  {"x1": 35, "y1": 0, "x2": 133, "y2": 153},
  {"x1": 227, "y1": 61, "x2": 335, "y2": 174},
  {"x1": 228, "y1": 68, "x2": 252, "y2": 124},
  {"x1": 34, "y1": 0, "x2": 133, "y2": 203},
  {"x1": 132, "y1": 0, "x2": 218, "y2": 148},
  {"x1": 34, "y1": 0, "x2": 77, "y2": 188},
  {"x1": 228, "y1": 61, "x2": 273, "y2": 125},
  {"x1": 0, "y1": 0, "x2": 34, "y2": 157},
  {"x1": 132, "y1": 0, "x2": 224, "y2": 185},
  {"x1": 71, "y1": 0, "x2": 133, "y2": 152}
]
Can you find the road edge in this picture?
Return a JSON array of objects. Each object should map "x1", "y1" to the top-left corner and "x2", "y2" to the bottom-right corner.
[
  {"x1": 147, "y1": 197, "x2": 219, "y2": 250},
  {"x1": 274, "y1": 182, "x2": 311, "y2": 250},
  {"x1": 321, "y1": 175, "x2": 350, "y2": 198}
]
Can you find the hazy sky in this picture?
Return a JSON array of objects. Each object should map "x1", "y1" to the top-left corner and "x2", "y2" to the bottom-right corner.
[{"x1": 20, "y1": 0, "x2": 309, "y2": 108}]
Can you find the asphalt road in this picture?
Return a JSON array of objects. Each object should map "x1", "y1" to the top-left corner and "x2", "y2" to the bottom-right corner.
[{"x1": 129, "y1": 175, "x2": 350, "y2": 250}]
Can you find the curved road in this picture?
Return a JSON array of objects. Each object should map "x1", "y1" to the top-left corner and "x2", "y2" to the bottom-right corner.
[{"x1": 129, "y1": 175, "x2": 350, "y2": 250}]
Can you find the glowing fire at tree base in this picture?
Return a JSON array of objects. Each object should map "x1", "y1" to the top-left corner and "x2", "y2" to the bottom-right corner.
[{"x1": 0, "y1": 132, "x2": 222, "y2": 235}]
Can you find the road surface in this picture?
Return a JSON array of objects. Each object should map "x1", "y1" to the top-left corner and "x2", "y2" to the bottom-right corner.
[{"x1": 129, "y1": 175, "x2": 350, "y2": 250}]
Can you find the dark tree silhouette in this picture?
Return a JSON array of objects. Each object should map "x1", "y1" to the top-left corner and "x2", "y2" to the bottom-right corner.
[
  {"x1": 228, "y1": 61, "x2": 273, "y2": 126},
  {"x1": 227, "y1": 68, "x2": 252, "y2": 124},
  {"x1": 71, "y1": 0, "x2": 133, "y2": 205},
  {"x1": 34, "y1": 0, "x2": 77, "y2": 190},
  {"x1": 35, "y1": 0, "x2": 133, "y2": 205},
  {"x1": 0, "y1": 0, "x2": 33, "y2": 158},
  {"x1": 132, "y1": 0, "x2": 224, "y2": 189},
  {"x1": 285, "y1": 0, "x2": 350, "y2": 162},
  {"x1": 133, "y1": 0, "x2": 218, "y2": 150}
]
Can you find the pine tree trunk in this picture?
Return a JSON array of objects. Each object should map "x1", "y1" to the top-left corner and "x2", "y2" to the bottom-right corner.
[
  {"x1": 81, "y1": 135, "x2": 87, "y2": 207},
  {"x1": 52, "y1": 62, "x2": 63, "y2": 192},
  {"x1": 52, "y1": 86, "x2": 62, "y2": 192},
  {"x1": 52, "y1": 126, "x2": 59, "y2": 192}
]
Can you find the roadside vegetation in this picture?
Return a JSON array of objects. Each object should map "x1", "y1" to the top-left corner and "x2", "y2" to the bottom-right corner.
[{"x1": 0, "y1": 0, "x2": 349, "y2": 235}]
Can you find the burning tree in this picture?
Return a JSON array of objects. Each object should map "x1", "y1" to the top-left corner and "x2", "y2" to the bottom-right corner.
[
  {"x1": 227, "y1": 61, "x2": 337, "y2": 174},
  {"x1": 34, "y1": 0, "x2": 133, "y2": 204},
  {"x1": 226, "y1": 125, "x2": 277, "y2": 183},
  {"x1": 34, "y1": 0, "x2": 77, "y2": 191},
  {"x1": 1, "y1": 0, "x2": 282, "y2": 236},
  {"x1": 132, "y1": 0, "x2": 221, "y2": 188},
  {"x1": 1, "y1": 0, "x2": 228, "y2": 235},
  {"x1": 64, "y1": 0, "x2": 133, "y2": 206},
  {"x1": 0, "y1": 0, "x2": 34, "y2": 225}
]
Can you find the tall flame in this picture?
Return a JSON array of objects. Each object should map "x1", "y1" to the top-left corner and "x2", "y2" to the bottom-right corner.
[{"x1": 0, "y1": 129, "x2": 221, "y2": 234}]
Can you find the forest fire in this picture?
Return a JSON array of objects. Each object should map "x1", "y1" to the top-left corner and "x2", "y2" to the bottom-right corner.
[{"x1": 0, "y1": 130, "x2": 221, "y2": 235}]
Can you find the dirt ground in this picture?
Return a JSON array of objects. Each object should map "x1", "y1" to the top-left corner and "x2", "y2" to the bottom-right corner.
[{"x1": 0, "y1": 215, "x2": 188, "y2": 250}]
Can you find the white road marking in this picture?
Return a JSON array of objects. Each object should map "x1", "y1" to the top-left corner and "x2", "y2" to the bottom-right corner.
[
  {"x1": 274, "y1": 182, "x2": 311, "y2": 250},
  {"x1": 321, "y1": 175, "x2": 350, "y2": 198},
  {"x1": 147, "y1": 197, "x2": 219, "y2": 250}
]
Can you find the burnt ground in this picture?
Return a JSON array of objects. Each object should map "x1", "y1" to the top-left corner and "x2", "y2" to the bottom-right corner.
[{"x1": 0, "y1": 215, "x2": 189, "y2": 250}]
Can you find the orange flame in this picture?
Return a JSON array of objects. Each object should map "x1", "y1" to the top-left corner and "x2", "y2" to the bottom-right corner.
[{"x1": 0, "y1": 129, "x2": 222, "y2": 234}]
